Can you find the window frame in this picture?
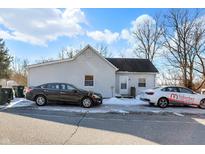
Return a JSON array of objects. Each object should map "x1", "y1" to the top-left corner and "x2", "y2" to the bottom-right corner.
[
  {"x1": 84, "y1": 75, "x2": 94, "y2": 87},
  {"x1": 120, "y1": 83, "x2": 127, "y2": 90},
  {"x1": 138, "y1": 78, "x2": 146, "y2": 87}
]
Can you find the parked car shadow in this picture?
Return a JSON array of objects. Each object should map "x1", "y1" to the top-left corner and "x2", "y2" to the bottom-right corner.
[{"x1": 1, "y1": 105, "x2": 205, "y2": 145}]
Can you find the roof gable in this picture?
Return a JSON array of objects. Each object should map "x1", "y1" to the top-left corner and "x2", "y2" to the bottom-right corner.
[
  {"x1": 106, "y1": 58, "x2": 159, "y2": 73},
  {"x1": 28, "y1": 44, "x2": 118, "y2": 70},
  {"x1": 74, "y1": 45, "x2": 118, "y2": 70}
]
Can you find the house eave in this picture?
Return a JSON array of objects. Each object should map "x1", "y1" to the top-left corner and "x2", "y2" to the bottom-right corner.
[{"x1": 116, "y1": 71, "x2": 159, "y2": 74}]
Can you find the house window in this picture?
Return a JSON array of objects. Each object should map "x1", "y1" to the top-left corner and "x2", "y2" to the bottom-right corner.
[
  {"x1": 84, "y1": 75, "x2": 94, "y2": 86},
  {"x1": 121, "y1": 83, "x2": 127, "y2": 89},
  {"x1": 138, "y1": 78, "x2": 146, "y2": 87}
]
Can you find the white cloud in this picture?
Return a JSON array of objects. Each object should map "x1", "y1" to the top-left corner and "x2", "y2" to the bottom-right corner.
[
  {"x1": 130, "y1": 14, "x2": 155, "y2": 32},
  {"x1": 120, "y1": 29, "x2": 130, "y2": 40},
  {"x1": 121, "y1": 14, "x2": 155, "y2": 42},
  {"x1": 0, "y1": 8, "x2": 87, "y2": 46},
  {"x1": 119, "y1": 14, "x2": 156, "y2": 54},
  {"x1": 87, "y1": 29, "x2": 119, "y2": 44}
]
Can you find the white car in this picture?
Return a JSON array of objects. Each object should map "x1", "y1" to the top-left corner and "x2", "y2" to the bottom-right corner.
[{"x1": 140, "y1": 86, "x2": 205, "y2": 109}]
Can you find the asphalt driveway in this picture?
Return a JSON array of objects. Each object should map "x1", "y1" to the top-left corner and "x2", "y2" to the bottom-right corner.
[{"x1": 1, "y1": 108, "x2": 205, "y2": 144}]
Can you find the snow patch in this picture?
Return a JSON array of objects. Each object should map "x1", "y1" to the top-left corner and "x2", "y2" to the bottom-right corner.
[
  {"x1": 6, "y1": 98, "x2": 35, "y2": 108},
  {"x1": 37, "y1": 106, "x2": 130, "y2": 114},
  {"x1": 103, "y1": 97, "x2": 146, "y2": 106},
  {"x1": 109, "y1": 109, "x2": 129, "y2": 114},
  {"x1": 173, "y1": 112, "x2": 184, "y2": 117}
]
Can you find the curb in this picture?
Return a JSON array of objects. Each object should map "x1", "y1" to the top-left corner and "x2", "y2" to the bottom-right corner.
[
  {"x1": 10, "y1": 107, "x2": 205, "y2": 116},
  {"x1": 1, "y1": 105, "x2": 205, "y2": 116}
]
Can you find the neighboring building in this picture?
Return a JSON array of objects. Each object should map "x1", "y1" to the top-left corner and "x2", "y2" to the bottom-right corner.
[
  {"x1": 0, "y1": 79, "x2": 18, "y2": 88},
  {"x1": 28, "y1": 45, "x2": 158, "y2": 98}
]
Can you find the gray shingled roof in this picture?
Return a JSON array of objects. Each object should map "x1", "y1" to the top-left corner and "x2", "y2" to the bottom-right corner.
[{"x1": 106, "y1": 58, "x2": 159, "y2": 73}]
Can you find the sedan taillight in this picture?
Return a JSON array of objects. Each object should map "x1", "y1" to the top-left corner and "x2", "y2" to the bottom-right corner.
[{"x1": 25, "y1": 87, "x2": 33, "y2": 93}]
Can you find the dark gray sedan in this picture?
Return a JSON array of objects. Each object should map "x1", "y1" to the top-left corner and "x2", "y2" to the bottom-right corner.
[{"x1": 25, "y1": 83, "x2": 102, "y2": 108}]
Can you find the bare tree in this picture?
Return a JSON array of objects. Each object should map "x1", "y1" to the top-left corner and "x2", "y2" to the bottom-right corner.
[
  {"x1": 35, "y1": 58, "x2": 54, "y2": 64},
  {"x1": 95, "y1": 43, "x2": 112, "y2": 58},
  {"x1": 133, "y1": 14, "x2": 164, "y2": 62},
  {"x1": 163, "y1": 9, "x2": 205, "y2": 90},
  {"x1": 10, "y1": 57, "x2": 29, "y2": 85},
  {"x1": 58, "y1": 47, "x2": 80, "y2": 59},
  {"x1": 118, "y1": 51, "x2": 126, "y2": 58},
  {"x1": 158, "y1": 69, "x2": 183, "y2": 86}
]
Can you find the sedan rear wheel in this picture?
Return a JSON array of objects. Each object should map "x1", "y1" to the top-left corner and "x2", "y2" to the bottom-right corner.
[
  {"x1": 199, "y1": 99, "x2": 205, "y2": 109},
  {"x1": 35, "y1": 95, "x2": 47, "y2": 106},
  {"x1": 158, "y1": 97, "x2": 169, "y2": 108},
  {"x1": 82, "y1": 97, "x2": 92, "y2": 108}
]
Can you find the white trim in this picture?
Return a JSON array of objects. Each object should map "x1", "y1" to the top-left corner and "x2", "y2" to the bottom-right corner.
[
  {"x1": 28, "y1": 44, "x2": 118, "y2": 71},
  {"x1": 117, "y1": 71, "x2": 158, "y2": 75},
  {"x1": 28, "y1": 58, "x2": 74, "y2": 69}
]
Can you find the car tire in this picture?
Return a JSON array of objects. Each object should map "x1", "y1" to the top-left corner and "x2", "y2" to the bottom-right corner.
[
  {"x1": 199, "y1": 99, "x2": 205, "y2": 109},
  {"x1": 157, "y1": 97, "x2": 169, "y2": 108},
  {"x1": 35, "y1": 95, "x2": 47, "y2": 106},
  {"x1": 81, "y1": 97, "x2": 93, "y2": 108}
]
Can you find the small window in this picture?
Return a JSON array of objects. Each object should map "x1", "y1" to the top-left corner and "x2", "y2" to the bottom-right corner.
[
  {"x1": 121, "y1": 83, "x2": 127, "y2": 89},
  {"x1": 138, "y1": 78, "x2": 146, "y2": 87},
  {"x1": 84, "y1": 75, "x2": 94, "y2": 86}
]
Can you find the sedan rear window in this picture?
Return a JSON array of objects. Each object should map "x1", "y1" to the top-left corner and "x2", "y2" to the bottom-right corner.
[
  {"x1": 178, "y1": 87, "x2": 194, "y2": 94},
  {"x1": 161, "y1": 87, "x2": 178, "y2": 92}
]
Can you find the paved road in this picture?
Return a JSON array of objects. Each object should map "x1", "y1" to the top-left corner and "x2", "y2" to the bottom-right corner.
[{"x1": 1, "y1": 108, "x2": 205, "y2": 144}]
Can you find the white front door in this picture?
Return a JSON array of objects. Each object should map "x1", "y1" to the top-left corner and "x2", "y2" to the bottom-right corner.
[{"x1": 119, "y1": 76, "x2": 128, "y2": 95}]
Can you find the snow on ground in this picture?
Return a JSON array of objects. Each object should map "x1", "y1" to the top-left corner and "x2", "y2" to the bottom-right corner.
[
  {"x1": 103, "y1": 97, "x2": 146, "y2": 106},
  {"x1": 1, "y1": 97, "x2": 204, "y2": 115},
  {"x1": 36, "y1": 97, "x2": 147, "y2": 113},
  {"x1": 5, "y1": 98, "x2": 35, "y2": 108},
  {"x1": 1, "y1": 97, "x2": 146, "y2": 111}
]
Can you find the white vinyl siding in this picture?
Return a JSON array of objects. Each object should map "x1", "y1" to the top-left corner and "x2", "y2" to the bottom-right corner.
[
  {"x1": 115, "y1": 72, "x2": 156, "y2": 95},
  {"x1": 28, "y1": 47, "x2": 116, "y2": 98}
]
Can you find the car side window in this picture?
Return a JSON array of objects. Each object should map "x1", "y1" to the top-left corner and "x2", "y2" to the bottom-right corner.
[
  {"x1": 179, "y1": 88, "x2": 193, "y2": 94},
  {"x1": 162, "y1": 87, "x2": 178, "y2": 92},
  {"x1": 60, "y1": 84, "x2": 75, "y2": 91},
  {"x1": 47, "y1": 83, "x2": 60, "y2": 90}
]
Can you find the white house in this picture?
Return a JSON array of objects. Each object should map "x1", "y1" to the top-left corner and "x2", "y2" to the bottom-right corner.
[{"x1": 28, "y1": 45, "x2": 158, "y2": 98}]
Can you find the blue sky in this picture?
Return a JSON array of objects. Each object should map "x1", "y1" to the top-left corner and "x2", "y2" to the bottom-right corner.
[{"x1": 0, "y1": 8, "x2": 203, "y2": 65}]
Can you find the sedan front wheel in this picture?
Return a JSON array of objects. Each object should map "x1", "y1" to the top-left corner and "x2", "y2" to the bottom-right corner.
[
  {"x1": 82, "y1": 97, "x2": 93, "y2": 108},
  {"x1": 199, "y1": 99, "x2": 205, "y2": 109}
]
